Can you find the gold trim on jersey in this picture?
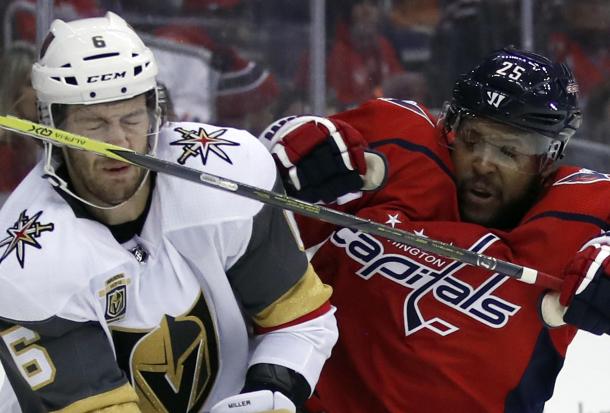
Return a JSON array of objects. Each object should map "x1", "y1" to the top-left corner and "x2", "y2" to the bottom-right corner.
[
  {"x1": 50, "y1": 383, "x2": 139, "y2": 413},
  {"x1": 98, "y1": 273, "x2": 131, "y2": 297},
  {"x1": 254, "y1": 264, "x2": 332, "y2": 328}
]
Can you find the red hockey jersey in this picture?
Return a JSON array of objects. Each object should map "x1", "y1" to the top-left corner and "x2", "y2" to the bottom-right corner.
[{"x1": 299, "y1": 99, "x2": 610, "y2": 413}]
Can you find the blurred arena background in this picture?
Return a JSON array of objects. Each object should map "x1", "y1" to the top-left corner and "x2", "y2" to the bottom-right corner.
[{"x1": 0, "y1": 1, "x2": 608, "y2": 411}]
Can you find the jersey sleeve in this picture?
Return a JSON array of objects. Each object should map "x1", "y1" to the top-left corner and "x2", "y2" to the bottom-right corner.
[
  {"x1": 296, "y1": 98, "x2": 460, "y2": 248},
  {"x1": 227, "y1": 175, "x2": 331, "y2": 320},
  {"x1": 226, "y1": 174, "x2": 337, "y2": 392},
  {"x1": 0, "y1": 316, "x2": 138, "y2": 412}
]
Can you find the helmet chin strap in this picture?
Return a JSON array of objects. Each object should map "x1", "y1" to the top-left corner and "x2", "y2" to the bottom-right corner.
[
  {"x1": 41, "y1": 111, "x2": 161, "y2": 211},
  {"x1": 42, "y1": 145, "x2": 152, "y2": 211}
]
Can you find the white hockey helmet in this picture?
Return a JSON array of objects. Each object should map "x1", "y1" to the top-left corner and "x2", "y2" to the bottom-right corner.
[
  {"x1": 32, "y1": 12, "x2": 164, "y2": 209},
  {"x1": 33, "y1": 11, "x2": 159, "y2": 114}
]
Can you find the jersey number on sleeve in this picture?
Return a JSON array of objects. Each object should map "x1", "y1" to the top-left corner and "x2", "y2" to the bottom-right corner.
[{"x1": 1, "y1": 325, "x2": 56, "y2": 390}]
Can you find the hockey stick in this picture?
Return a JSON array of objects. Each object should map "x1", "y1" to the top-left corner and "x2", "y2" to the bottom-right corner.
[{"x1": 0, "y1": 115, "x2": 567, "y2": 324}]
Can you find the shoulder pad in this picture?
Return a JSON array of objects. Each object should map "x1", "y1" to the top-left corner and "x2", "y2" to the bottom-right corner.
[
  {"x1": 154, "y1": 122, "x2": 278, "y2": 226},
  {"x1": 0, "y1": 169, "x2": 129, "y2": 322},
  {"x1": 376, "y1": 98, "x2": 436, "y2": 127}
]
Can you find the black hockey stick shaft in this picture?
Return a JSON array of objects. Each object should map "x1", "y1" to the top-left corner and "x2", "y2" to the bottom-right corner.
[
  {"x1": 127, "y1": 150, "x2": 564, "y2": 288},
  {"x1": 0, "y1": 115, "x2": 563, "y2": 292}
]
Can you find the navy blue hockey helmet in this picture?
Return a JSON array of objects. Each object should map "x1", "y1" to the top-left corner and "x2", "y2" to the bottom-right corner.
[{"x1": 444, "y1": 47, "x2": 582, "y2": 161}]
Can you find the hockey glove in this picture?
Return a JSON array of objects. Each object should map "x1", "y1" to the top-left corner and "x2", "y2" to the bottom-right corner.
[
  {"x1": 259, "y1": 116, "x2": 387, "y2": 203},
  {"x1": 210, "y1": 390, "x2": 295, "y2": 413},
  {"x1": 560, "y1": 232, "x2": 610, "y2": 335}
]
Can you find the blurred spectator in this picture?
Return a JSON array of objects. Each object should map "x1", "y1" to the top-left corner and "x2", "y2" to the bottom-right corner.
[
  {"x1": 12, "y1": 0, "x2": 101, "y2": 43},
  {"x1": 327, "y1": 0, "x2": 406, "y2": 109},
  {"x1": 383, "y1": 0, "x2": 440, "y2": 73},
  {"x1": 582, "y1": 80, "x2": 610, "y2": 144},
  {"x1": 108, "y1": 0, "x2": 183, "y2": 15},
  {"x1": 248, "y1": 0, "x2": 311, "y2": 89},
  {"x1": 0, "y1": 42, "x2": 40, "y2": 206},
  {"x1": 153, "y1": 25, "x2": 280, "y2": 135},
  {"x1": 181, "y1": 0, "x2": 242, "y2": 13},
  {"x1": 294, "y1": 0, "x2": 406, "y2": 112},
  {"x1": 10, "y1": 0, "x2": 279, "y2": 136},
  {"x1": 109, "y1": 0, "x2": 242, "y2": 15},
  {"x1": 381, "y1": 71, "x2": 428, "y2": 103},
  {"x1": 548, "y1": 0, "x2": 610, "y2": 104}
]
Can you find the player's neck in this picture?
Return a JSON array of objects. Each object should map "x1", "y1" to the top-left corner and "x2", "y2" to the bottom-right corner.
[{"x1": 86, "y1": 177, "x2": 152, "y2": 226}]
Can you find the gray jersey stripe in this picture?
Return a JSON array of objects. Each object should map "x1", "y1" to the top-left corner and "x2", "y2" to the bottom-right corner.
[
  {"x1": 0, "y1": 318, "x2": 128, "y2": 411},
  {"x1": 227, "y1": 176, "x2": 308, "y2": 317}
]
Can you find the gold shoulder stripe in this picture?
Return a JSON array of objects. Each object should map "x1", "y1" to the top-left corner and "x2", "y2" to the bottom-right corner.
[
  {"x1": 254, "y1": 264, "x2": 332, "y2": 328},
  {"x1": 50, "y1": 383, "x2": 140, "y2": 413}
]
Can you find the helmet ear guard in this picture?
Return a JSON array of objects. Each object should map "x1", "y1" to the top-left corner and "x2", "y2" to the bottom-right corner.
[
  {"x1": 553, "y1": 110, "x2": 583, "y2": 158},
  {"x1": 156, "y1": 83, "x2": 169, "y2": 125},
  {"x1": 436, "y1": 101, "x2": 463, "y2": 146},
  {"x1": 439, "y1": 101, "x2": 462, "y2": 131}
]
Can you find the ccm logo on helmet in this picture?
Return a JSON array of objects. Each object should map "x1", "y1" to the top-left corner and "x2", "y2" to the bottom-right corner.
[{"x1": 87, "y1": 72, "x2": 127, "y2": 83}]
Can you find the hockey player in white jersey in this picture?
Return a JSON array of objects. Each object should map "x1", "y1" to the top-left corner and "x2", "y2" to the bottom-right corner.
[{"x1": 0, "y1": 12, "x2": 337, "y2": 413}]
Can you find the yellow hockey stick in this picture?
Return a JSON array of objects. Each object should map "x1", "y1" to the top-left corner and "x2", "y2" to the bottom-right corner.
[{"x1": 0, "y1": 114, "x2": 567, "y2": 324}]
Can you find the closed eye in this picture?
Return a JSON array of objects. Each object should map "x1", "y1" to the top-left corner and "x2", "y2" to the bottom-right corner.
[
  {"x1": 121, "y1": 111, "x2": 148, "y2": 126},
  {"x1": 500, "y1": 145, "x2": 518, "y2": 159},
  {"x1": 82, "y1": 121, "x2": 105, "y2": 131}
]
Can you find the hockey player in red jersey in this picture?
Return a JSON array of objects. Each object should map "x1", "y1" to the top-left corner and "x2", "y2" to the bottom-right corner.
[{"x1": 259, "y1": 48, "x2": 610, "y2": 412}]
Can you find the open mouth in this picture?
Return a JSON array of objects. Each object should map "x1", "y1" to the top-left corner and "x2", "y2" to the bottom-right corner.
[
  {"x1": 464, "y1": 181, "x2": 498, "y2": 205},
  {"x1": 469, "y1": 187, "x2": 493, "y2": 200}
]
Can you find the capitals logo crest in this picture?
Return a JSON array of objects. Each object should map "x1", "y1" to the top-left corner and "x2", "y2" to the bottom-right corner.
[
  {"x1": 171, "y1": 126, "x2": 239, "y2": 165},
  {"x1": 0, "y1": 210, "x2": 54, "y2": 268}
]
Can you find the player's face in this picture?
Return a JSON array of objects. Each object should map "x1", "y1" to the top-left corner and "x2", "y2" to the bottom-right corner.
[
  {"x1": 61, "y1": 95, "x2": 150, "y2": 206},
  {"x1": 451, "y1": 118, "x2": 546, "y2": 228}
]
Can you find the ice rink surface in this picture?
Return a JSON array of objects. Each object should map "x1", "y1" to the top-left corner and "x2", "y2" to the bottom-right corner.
[{"x1": 545, "y1": 331, "x2": 610, "y2": 413}]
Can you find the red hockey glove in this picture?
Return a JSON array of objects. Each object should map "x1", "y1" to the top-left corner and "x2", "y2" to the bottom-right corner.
[
  {"x1": 560, "y1": 233, "x2": 610, "y2": 335},
  {"x1": 259, "y1": 116, "x2": 387, "y2": 203}
]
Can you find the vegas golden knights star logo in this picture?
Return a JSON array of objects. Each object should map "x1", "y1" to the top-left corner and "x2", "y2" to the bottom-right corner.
[
  {"x1": 170, "y1": 126, "x2": 239, "y2": 166},
  {"x1": 111, "y1": 292, "x2": 219, "y2": 412},
  {"x1": 0, "y1": 210, "x2": 54, "y2": 268}
]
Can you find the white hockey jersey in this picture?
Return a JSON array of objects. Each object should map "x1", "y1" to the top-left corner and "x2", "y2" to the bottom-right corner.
[{"x1": 0, "y1": 122, "x2": 336, "y2": 412}]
